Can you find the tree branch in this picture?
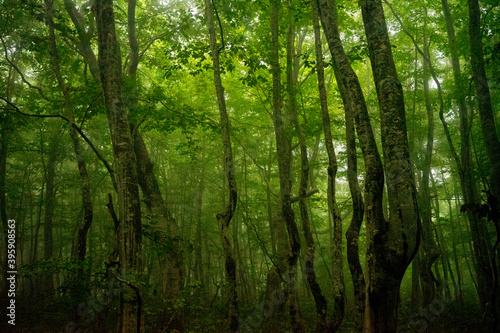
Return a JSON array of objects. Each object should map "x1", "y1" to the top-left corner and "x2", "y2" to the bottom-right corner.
[
  {"x1": 211, "y1": 0, "x2": 225, "y2": 52},
  {"x1": 291, "y1": 188, "x2": 319, "y2": 203},
  {"x1": 0, "y1": 97, "x2": 117, "y2": 192},
  {"x1": 0, "y1": 36, "x2": 49, "y2": 100}
]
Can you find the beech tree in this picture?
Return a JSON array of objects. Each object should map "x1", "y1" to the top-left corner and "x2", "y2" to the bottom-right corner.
[{"x1": 0, "y1": 0, "x2": 498, "y2": 332}]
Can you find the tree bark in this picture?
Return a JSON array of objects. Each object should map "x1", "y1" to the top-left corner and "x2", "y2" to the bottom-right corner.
[
  {"x1": 205, "y1": 0, "x2": 239, "y2": 331},
  {"x1": 270, "y1": 1, "x2": 302, "y2": 331},
  {"x1": 94, "y1": 1, "x2": 142, "y2": 331},
  {"x1": 359, "y1": 0, "x2": 421, "y2": 331},
  {"x1": 311, "y1": 1, "x2": 349, "y2": 330},
  {"x1": 316, "y1": 0, "x2": 385, "y2": 329}
]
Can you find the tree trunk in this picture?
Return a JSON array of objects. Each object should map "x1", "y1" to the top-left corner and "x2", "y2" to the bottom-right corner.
[
  {"x1": 132, "y1": 130, "x2": 183, "y2": 331},
  {"x1": 417, "y1": 17, "x2": 440, "y2": 306},
  {"x1": 293, "y1": 3, "x2": 329, "y2": 331},
  {"x1": 441, "y1": 0, "x2": 494, "y2": 314},
  {"x1": 125, "y1": 0, "x2": 184, "y2": 325},
  {"x1": 44, "y1": 0, "x2": 93, "y2": 311},
  {"x1": 468, "y1": 1, "x2": 500, "y2": 326},
  {"x1": 316, "y1": 0, "x2": 385, "y2": 328},
  {"x1": 270, "y1": 1, "x2": 302, "y2": 331},
  {"x1": 311, "y1": 1, "x2": 349, "y2": 330},
  {"x1": 205, "y1": 0, "x2": 239, "y2": 330},
  {"x1": 94, "y1": 1, "x2": 142, "y2": 331},
  {"x1": 359, "y1": 0, "x2": 421, "y2": 331},
  {"x1": 468, "y1": 0, "x2": 500, "y2": 218}
]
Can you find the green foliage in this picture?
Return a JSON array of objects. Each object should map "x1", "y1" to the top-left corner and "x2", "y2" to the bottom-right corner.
[{"x1": 0, "y1": 0, "x2": 498, "y2": 331}]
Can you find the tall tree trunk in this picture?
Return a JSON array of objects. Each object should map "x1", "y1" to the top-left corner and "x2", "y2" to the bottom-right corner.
[
  {"x1": 315, "y1": 0, "x2": 385, "y2": 329},
  {"x1": 417, "y1": 16, "x2": 440, "y2": 306},
  {"x1": 468, "y1": 0, "x2": 500, "y2": 217},
  {"x1": 468, "y1": 1, "x2": 500, "y2": 326},
  {"x1": 311, "y1": 1, "x2": 349, "y2": 330},
  {"x1": 205, "y1": 0, "x2": 239, "y2": 331},
  {"x1": 65, "y1": 1, "x2": 183, "y2": 323},
  {"x1": 270, "y1": 1, "x2": 302, "y2": 331},
  {"x1": 359, "y1": 0, "x2": 421, "y2": 331},
  {"x1": 44, "y1": 0, "x2": 93, "y2": 311},
  {"x1": 292, "y1": 3, "x2": 328, "y2": 331},
  {"x1": 441, "y1": 0, "x2": 494, "y2": 315},
  {"x1": 94, "y1": 1, "x2": 142, "y2": 331},
  {"x1": 125, "y1": 0, "x2": 183, "y2": 322}
]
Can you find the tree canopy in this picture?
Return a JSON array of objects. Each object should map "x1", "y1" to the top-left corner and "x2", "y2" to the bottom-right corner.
[{"x1": 0, "y1": 0, "x2": 499, "y2": 332}]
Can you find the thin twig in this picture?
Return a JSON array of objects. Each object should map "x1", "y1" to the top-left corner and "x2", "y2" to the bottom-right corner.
[{"x1": 211, "y1": 0, "x2": 225, "y2": 52}]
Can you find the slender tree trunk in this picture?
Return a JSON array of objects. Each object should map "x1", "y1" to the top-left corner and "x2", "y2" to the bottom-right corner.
[
  {"x1": 270, "y1": 1, "x2": 302, "y2": 331},
  {"x1": 44, "y1": 0, "x2": 94, "y2": 313},
  {"x1": 417, "y1": 16, "x2": 440, "y2": 305},
  {"x1": 359, "y1": 0, "x2": 421, "y2": 331},
  {"x1": 94, "y1": 1, "x2": 142, "y2": 331},
  {"x1": 441, "y1": 0, "x2": 494, "y2": 314},
  {"x1": 468, "y1": 0, "x2": 500, "y2": 216},
  {"x1": 290, "y1": 3, "x2": 328, "y2": 331},
  {"x1": 342, "y1": 74, "x2": 366, "y2": 331},
  {"x1": 468, "y1": 1, "x2": 500, "y2": 326},
  {"x1": 205, "y1": 0, "x2": 239, "y2": 330},
  {"x1": 311, "y1": 1, "x2": 350, "y2": 330}
]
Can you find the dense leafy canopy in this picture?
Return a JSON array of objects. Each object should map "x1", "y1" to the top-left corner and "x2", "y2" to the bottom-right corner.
[{"x1": 0, "y1": 0, "x2": 499, "y2": 332}]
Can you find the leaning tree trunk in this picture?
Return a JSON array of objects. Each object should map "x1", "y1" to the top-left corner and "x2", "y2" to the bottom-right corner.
[
  {"x1": 205, "y1": 0, "x2": 239, "y2": 331},
  {"x1": 316, "y1": 0, "x2": 385, "y2": 328},
  {"x1": 94, "y1": 1, "x2": 142, "y2": 332},
  {"x1": 359, "y1": 0, "x2": 421, "y2": 331},
  {"x1": 125, "y1": 0, "x2": 183, "y2": 329},
  {"x1": 270, "y1": 1, "x2": 302, "y2": 331},
  {"x1": 132, "y1": 130, "x2": 183, "y2": 331}
]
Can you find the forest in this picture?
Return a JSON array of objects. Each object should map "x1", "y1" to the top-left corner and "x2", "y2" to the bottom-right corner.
[{"x1": 0, "y1": 0, "x2": 499, "y2": 332}]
